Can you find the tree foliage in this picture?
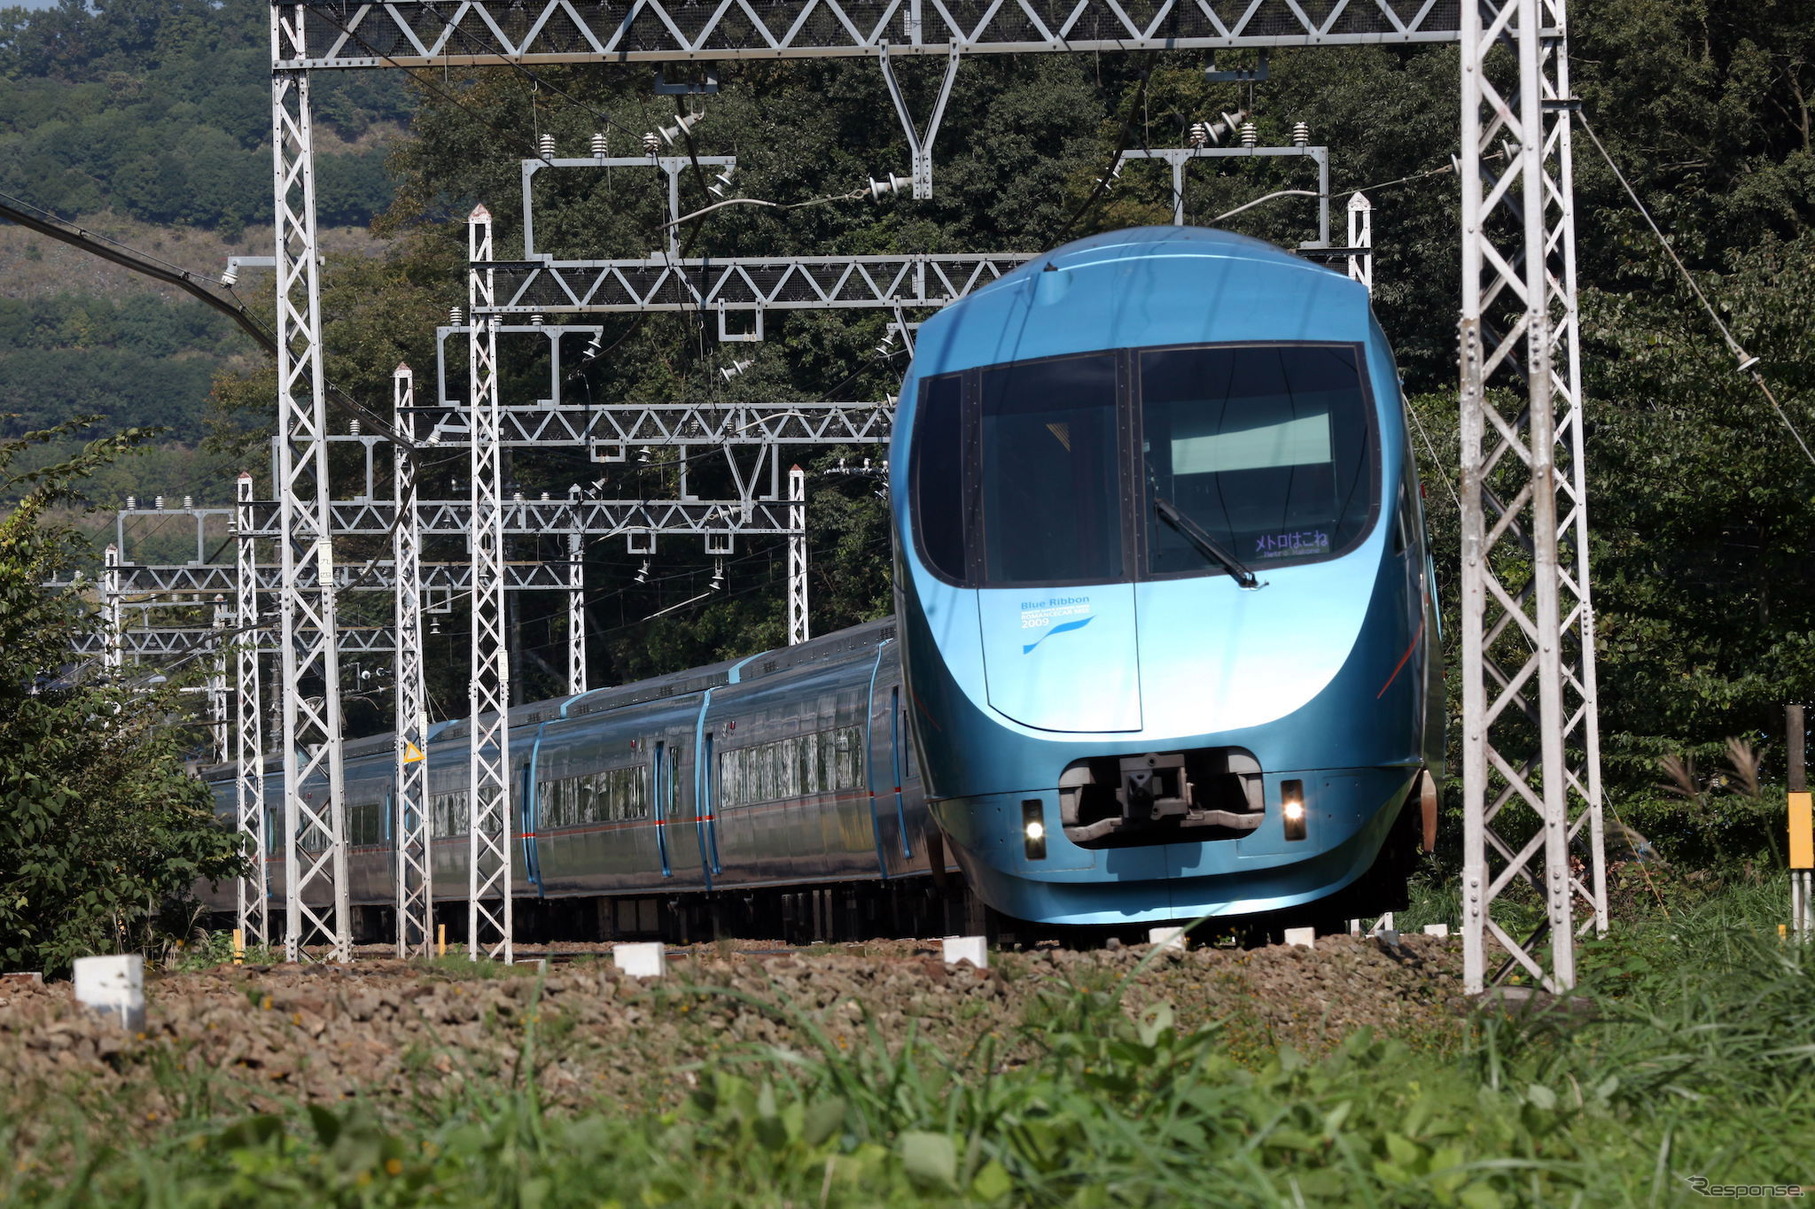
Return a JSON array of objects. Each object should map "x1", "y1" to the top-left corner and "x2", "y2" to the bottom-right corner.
[
  {"x1": 0, "y1": 0, "x2": 1800, "y2": 837},
  {"x1": 0, "y1": 418, "x2": 242, "y2": 975},
  {"x1": 0, "y1": 293, "x2": 243, "y2": 437},
  {"x1": 0, "y1": 0, "x2": 407, "y2": 231}
]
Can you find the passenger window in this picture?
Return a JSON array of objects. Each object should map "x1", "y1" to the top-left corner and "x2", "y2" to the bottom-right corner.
[{"x1": 911, "y1": 374, "x2": 968, "y2": 582}]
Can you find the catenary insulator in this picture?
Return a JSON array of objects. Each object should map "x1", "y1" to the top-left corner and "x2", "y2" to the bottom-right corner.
[
  {"x1": 449, "y1": 306, "x2": 465, "y2": 325},
  {"x1": 659, "y1": 110, "x2": 704, "y2": 145},
  {"x1": 1188, "y1": 121, "x2": 1210, "y2": 148},
  {"x1": 1291, "y1": 121, "x2": 1310, "y2": 147},
  {"x1": 642, "y1": 131, "x2": 661, "y2": 155},
  {"x1": 867, "y1": 172, "x2": 911, "y2": 201},
  {"x1": 538, "y1": 133, "x2": 555, "y2": 157},
  {"x1": 1239, "y1": 121, "x2": 1258, "y2": 148},
  {"x1": 591, "y1": 132, "x2": 608, "y2": 156}
]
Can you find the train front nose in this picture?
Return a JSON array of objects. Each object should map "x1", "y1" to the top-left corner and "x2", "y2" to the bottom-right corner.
[{"x1": 891, "y1": 234, "x2": 1412, "y2": 927}]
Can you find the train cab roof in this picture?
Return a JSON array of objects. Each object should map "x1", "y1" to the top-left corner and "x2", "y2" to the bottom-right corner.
[
  {"x1": 910, "y1": 225, "x2": 1373, "y2": 379},
  {"x1": 1016, "y1": 226, "x2": 1334, "y2": 275}
]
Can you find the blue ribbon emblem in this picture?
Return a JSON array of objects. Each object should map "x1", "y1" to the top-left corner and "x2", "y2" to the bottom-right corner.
[{"x1": 1022, "y1": 615, "x2": 1093, "y2": 654}]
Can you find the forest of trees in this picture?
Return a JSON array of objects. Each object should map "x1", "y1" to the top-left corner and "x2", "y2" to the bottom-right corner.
[
  {"x1": 0, "y1": 292, "x2": 240, "y2": 434},
  {"x1": 0, "y1": 0, "x2": 405, "y2": 230},
  {"x1": 2, "y1": 0, "x2": 1813, "y2": 857}
]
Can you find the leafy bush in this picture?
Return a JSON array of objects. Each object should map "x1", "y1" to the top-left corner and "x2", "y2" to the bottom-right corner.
[{"x1": 0, "y1": 418, "x2": 243, "y2": 976}]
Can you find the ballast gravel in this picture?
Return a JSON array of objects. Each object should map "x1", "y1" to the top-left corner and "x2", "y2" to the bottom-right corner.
[{"x1": 0, "y1": 934, "x2": 1464, "y2": 1132}]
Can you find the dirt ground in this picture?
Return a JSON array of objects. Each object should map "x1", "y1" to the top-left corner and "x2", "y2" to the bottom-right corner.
[{"x1": 0, "y1": 934, "x2": 1466, "y2": 1133}]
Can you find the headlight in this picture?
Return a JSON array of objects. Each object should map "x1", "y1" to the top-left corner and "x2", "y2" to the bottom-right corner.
[{"x1": 1281, "y1": 780, "x2": 1307, "y2": 841}]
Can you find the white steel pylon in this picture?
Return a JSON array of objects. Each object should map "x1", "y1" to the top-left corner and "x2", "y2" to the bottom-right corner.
[
  {"x1": 101, "y1": 543, "x2": 122, "y2": 673},
  {"x1": 567, "y1": 494, "x2": 587, "y2": 695},
  {"x1": 234, "y1": 470, "x2": 267, "y2": 948},
  {"x1": 272, "y1": 6, "x2": 350, "y2": 963},
  {"x1": 787, "y1": 464, "x2": 808, "y2": 645},
  {"x1": 1347, "y1": 192, "x2": 1373, "y2": 295},
  {"x1": 1459, "y1": 0, "x2": 1607, "y2": 994},
  {"x1": 467, "y1": 206, "x2": 514, "y2": 962},
  {"x1": 208, "y1": 596, "x2": 231, "y2": 763},
  {"x1": 392, "y1": 366, "x2": 434, "y2": 959}
]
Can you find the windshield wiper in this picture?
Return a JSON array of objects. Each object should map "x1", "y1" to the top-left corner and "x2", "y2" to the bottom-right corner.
[{"x1": 1153, "y1": 496, "x2": 1264, "y2": 590}]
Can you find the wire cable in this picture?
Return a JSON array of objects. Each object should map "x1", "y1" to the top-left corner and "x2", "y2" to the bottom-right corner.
[
  {"x1": 657, "y1": 189, "x2": 872, "y2": 231},
  {"x1": 1578, "y1": 113, "x2": 1815, "y2": 470}
]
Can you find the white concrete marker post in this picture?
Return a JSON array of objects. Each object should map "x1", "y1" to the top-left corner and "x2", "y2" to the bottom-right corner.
[
  {"x1": 1423, "y1": 924, "x2": 1452, "y2": 938},
  {"x1": 613, "y1": 942, "x2": 666, "y2": 978},
  {"x1": 73, "y1": 954, "x2": 145, "y2": 1030},
  {"x1": 1148, "y1": 927, "x2": 1188, "y2": 952},
  {"x1": 1284, "y1": 927, "x2": 1316, "y2": 949},
  {"x1": 942, "y1": 936, "x2": 989, "y2": 969}
]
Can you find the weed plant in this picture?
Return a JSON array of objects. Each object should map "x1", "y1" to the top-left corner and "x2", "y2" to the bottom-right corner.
[{"x1": 2, "y1": 882, "x2": 1810, "y2": 1207}]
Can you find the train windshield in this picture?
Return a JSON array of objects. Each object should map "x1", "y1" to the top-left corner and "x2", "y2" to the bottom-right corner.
[
  {"x1": 1140, "y1": 345, "x2": 1374, "y2": 577},
  {"x1": 908, "y1": 342, "x2": 1376, "y2": 588},
  {"x1": 978, "y1": 353, "x2": 1121, "y2": 584}
]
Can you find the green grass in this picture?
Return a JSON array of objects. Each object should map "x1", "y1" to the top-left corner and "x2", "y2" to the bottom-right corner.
[{"x1": 3, "y1": 879, "x2": 1811, "y2": 1206}]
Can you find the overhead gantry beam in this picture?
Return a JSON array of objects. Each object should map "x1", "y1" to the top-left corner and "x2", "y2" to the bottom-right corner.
[
  {"x1": 272, "y1": 0, "x2": 1468, "y2": 69},
  {"x1": 242, "y1": 498, "x2": 808, "y2": 538},
  {"x1": 83, "y1": 560, "x2": 584, "y2": 596},
  {"x1": 474, "y1": 253, "x2": 1032, "y2": 316}
]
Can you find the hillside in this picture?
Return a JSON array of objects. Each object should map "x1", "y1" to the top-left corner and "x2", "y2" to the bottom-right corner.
[
  {"x1": 0, "y1": 0, "x2": 405, "y2": 494},
  {"x1": 1, "y1": 0, "x2": 1814, "y2": 802},
  {"x1": 0, "y1": 216, "x2": 382, "y2": 440},
  {"x1": 0, "y1": 0, "x2": 405, "y2": 232}
]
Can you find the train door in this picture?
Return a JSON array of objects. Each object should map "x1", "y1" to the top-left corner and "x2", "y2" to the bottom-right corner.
[
  {"x1": 656, "y1": 737, "x2": 704, "y2": 884},
  {"x1": 518, "y1": 761, "x2": 543, "y2": 896},
  {"x1": 698, "y1": 730, "x2": 722, "y2": 880},
  {"x1": 888, "y1": 686, "x2": 913, "y2": 861},
  {"x1": 869, "y1": 679, "x2": 915, "y2": 874}
]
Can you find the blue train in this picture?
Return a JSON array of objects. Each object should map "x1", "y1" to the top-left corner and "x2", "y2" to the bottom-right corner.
[
  {"x1": 890, "y1": 226, "x2": 1443, "y2": 926},
  {"x1": 209, "y1": 622, "x2": 956, "y2": 942},
  {"x1": 203, "y1": 226, "x2": 1440, "y2": 941}
]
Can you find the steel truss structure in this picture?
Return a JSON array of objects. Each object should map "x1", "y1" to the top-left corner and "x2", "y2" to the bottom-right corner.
[
  {"x1": 273, "y1": 4, "x2": 350, "y2": 962},
  {"x1": 392, "y1": 366, "x2": 435, "y2": 959},
  {"x1": 787, "y1": 464, "x2": 808, "y2": 644},
  {"x1": 466, "y1": 206, "x2": 515, "y2": 961},
  {"x1": 1347, "y1": 191, "x2": 1373, "y2": 293},
  {"x1": 73, "y1": 626, "x2": 399, "y2": 657},
  {"x1": 89, "y1": 559, "x2": 582, "y2": 596},
  {"x1": 243, "y1": 496, "x2": 809, "y2": 538},
  {"x1": 1458, "y1": 0, "x2": 1605, "y2": 992},
  {"x1": 250, "y1": 0, "x2": 1600, "y2": 988},
  {"x1": 478, "y1": 252, "x2": 1031, "y2": 317},
  {"x1": 234, "y1": 473, "x2": 269, "y2": 948},
  {"x1": 271, "y1": 0, "x2": 1465, "y2": 68}
]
